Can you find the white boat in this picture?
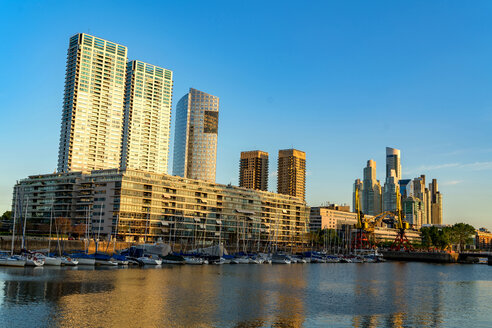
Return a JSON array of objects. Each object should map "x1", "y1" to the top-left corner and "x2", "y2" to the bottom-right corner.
[
  {"x1": 96, "y1": 259, "x2": 118, "y2": 266},
  {"x1": 212, "y1": 257, "x2": 226, "y2": 265},
  {"x1": 184, "y1": 257, "x2": 204, "y2": 265},
  {"x1": 61, "y1": 257, "x2": 79, "y2": 266},
  {"x1": 231, "y1": 256, "x2": 250, "y2": 264},
  {"x1": 0, "y1": 256, "x2": 26, "y2": 267},
  {"x1": 138, "y1": 256, "x2": 162, "y2": 265},
  {"x1": 76, "y1": 257, "x2": 96, "y2": 266},
  {"x1": 35, "y1": 254, "x2": 62, "y2": 266},
  {"x1": 16, "y1": 255, "x2": 44, "y2": 267}
]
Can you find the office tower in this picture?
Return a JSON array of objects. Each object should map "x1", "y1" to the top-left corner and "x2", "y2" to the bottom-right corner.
[
  {"x1": 121, "y1": 60, "x2": 174, "y2": 173},
  {"x1": 412, "y1": 175, "x2": 429, "y2": 225},
  {"x1": 386, "y1": 147, "x2": 401, "y2": 181},
  {"x1": 172, "y1": 88, "x2": 219, "y2": 182},
  {"x1": 403, "y1": 197, "x2": 424, "y2": 227},
  {"x1": 239, "y1": 150, "x2": 269, "y2": 191},
  {"x1": 277, "y1": 149, "x2": 306, "y2": 201},
  {"x1": 353, "y1": 179, "x2": 363, "y2": 212},
  {"x1": 383, "y1": 169, "x2": 399, "y2": 212},
  {"x1": 361, "y1": 160, "x2": 382, "y2": 215},
  {"x1": 430, "y1": 179, "x2": 443, "y2": 225},
  {"x1": 58, "y1": 33, "x2": 128, "y2": 172}
]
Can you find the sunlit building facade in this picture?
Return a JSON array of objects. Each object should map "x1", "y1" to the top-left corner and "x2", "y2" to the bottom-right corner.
[
  {"x1": 172, "y1": 88, "x2": 219, "y2": 182},
  {"x1": 13, "y1": 169, "x2": 309, "y2": 252},
  {"x1": 121, "y1": 60, "x2": 174, "y2": 174},
  {"x1": 239, "y1": 150, "x2": 269, "y2": 191},
  {"x1": 277, "y1": 149, "x2": 306, "y2": 201},
  {"x1": 58, "y1": 33, "x2": 128, "y2": 172}
]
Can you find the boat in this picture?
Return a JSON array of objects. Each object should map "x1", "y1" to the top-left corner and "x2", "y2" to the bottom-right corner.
[
  {"x1": 16, "y1": 254, "x2": 44, "y2": 267},
  {"x1": 111, "y1": 254, "x2": 129, "y2": 265},
  {"x1": 61, "y1": 257, "x2": 79, "y2": 266},
  {"x1": 161, "y1": 254, "x2": 186, "y2": 264},
  {"x1": 138, "y1": 255, "x2": 162, "y2": 265},
  {"x1": 35, "y1": 253, "x2": 62, "y2": 266},
  {"x1": 211, "y1": 257, "x2": 226, "y2": 265},
  {"x1": 94, "y1": 253, "x2": 118, "y2": 266},
  {"x1": 70, "y1": 252, "x2": 96, "y2": 266},
  {"x1": 231, "y1": 256, "x2": 250, "y2": 264},
  {"x1": 271, "y1": 253, "x2": 291, "y2": 264},
  {"x1": 184, "y1": 257, "x2": 204, "y2": 265},
  {"x1": 0, "y1": 254, "x2": 26, "y2": 267}
]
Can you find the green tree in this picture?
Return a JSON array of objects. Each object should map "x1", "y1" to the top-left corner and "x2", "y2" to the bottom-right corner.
[
  {"x1": 449, "y1": 223, "x2": 476, "y2": 252},
  {"x1": 1, "y1": 211, "x2": 12, "y2": 221}
]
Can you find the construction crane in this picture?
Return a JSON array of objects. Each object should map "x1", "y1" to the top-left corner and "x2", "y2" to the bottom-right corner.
[
  {"x1": 390, "y1": 187, "x2": 413, "y2": 251},
  {"x1": 352, "y1": 188, "x2": 372, "y2": 249}
]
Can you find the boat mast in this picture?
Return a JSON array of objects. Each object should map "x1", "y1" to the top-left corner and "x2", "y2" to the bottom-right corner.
[
  {"x1": 21, "y1": 197, "x2": 29, "y2": 250},
  {"x1": 48, "y1": 198, "x2": 54, "y2": 253},
  {"x1": 96, "y1": 202, "x2": 103, "y2": 253},
  {"x1": 11, "y1": 188, "x2": 19, "y2": 256}
]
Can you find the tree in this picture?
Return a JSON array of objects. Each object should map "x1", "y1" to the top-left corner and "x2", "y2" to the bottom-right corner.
[
  {"x1": 1, "y1": 211, "x2": 12, "y2": 221},
  {"x1": 449, "y1": 223, "x2": 476, "y2": 252}
]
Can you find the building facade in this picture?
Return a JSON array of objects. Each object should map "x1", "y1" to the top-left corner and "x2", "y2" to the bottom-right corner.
[
  {"x1": 172, "y1": 88, "x2": 219, "y2": 182},
  {"x1": 361, "y1": 160, "x2": 382, "y2": 215},
  {"x1": 430, "y1": 179, "x2": 443, "y2": 225},
  {"x1": 386, "y1": 147, "x2": 401, "y2": 181},
  {"x1": 58, "y1": 33, "x2": 128, "y2": 173},
  {"x1": 277, "y1": 149, "x2": 306, "y2": 201},
  {"x1": 121, "y1": 60, "x2": 174, "y2": 174},
  {"x1": 309, "y1": 206, "x2": 360, "y2": 231},
  {"x1": 383, "y1": 169, "x2": 399, "y2": 212},
  {"x1": 13, "y1": 169, "x2": 309, "y2": 252},
  {"x1": 239, "y1": 150, "x2": 269, "y2": 191}
]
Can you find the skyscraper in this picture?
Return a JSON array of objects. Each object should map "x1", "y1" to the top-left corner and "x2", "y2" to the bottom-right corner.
[
  {"x1": 430, "y1": 179, "x2": 443, "y2": 225},
  {"x1": 383, "y1": 169, "x2": 399, "y2": 212},
  {"x1": 172, "y1": 88, "x2": 219, "y2": 182},
  {"x1": 239, "y1": 150, "x2": 269, "y2": 191},
  {"x1": 58, "y1": 33, "x2": 128, "y2": 172},
  {"x1": 386, "y1": 147, "x2": 401, "y2": 181},
  {"x1": 353, "y1": 178, "x2": 363, "y2": 212},
  {"x1": 361, "y1": 160, "x2": 382, "y2": 215},
  {"x1": 121, "y1": 60, "x2": 174, "y2": 174},
  {"x1": 277, "y1": 149, "x2": 306, "y2": 201}
]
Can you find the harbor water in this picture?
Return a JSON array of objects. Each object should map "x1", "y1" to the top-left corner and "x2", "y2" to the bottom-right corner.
[{"x1": 0, "y1": 262, "x2": 490, "y2": 327}]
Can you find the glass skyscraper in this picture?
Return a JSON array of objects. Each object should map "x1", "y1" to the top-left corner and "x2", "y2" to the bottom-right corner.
[
  {"x1": 172, "y1": 88, "x2": 219, "y2": 182},
  {"x1": 58, "y1": 33, "x2": 128, "y2": 172}
]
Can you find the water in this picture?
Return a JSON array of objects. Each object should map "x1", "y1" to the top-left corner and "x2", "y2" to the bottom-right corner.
[{"x1": 0, "y1": 263, "x2": 490, "y2": 327}]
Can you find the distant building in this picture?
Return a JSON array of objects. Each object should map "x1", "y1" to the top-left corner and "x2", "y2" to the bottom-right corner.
[
  {"x1": 353, "y1": 179, "x2": 363, "y2": 212},
  {"x1": 309, "y1": 207, "x2": 361, "y2": 231},
  {"x1": 277, "y1": 149, "x2": 306, "y2": 201},
  {"x1": 403, "y1": 196, "x2": 424, "y2": 228},
  {"x1": 172, "y1": 88, "x2": 219, "y2": 182},
  {"x1": 121, "y1": 60, "x2": 174, "y2": 174},
  {"x1": 361, "y1": 160, "x2": 382, "y2": 215},
  {"x1": 239, "y1": 150, "x2": 269, "y2": 191},
  {"x1": 430, "y1": 179, "x2": 443, "y2": 225},
  {"x1": 58, "y1": 33, "x2": 128, "y2": 173},
  {"x1": 386, "y1": 147, "x2": 401, "y2": 181},
  {"x1": 383, "y1": 169, "x2": 399, "y2": 212},
  {"x1": 475, "y1": 230, "x2": 492, "y2": 249}
]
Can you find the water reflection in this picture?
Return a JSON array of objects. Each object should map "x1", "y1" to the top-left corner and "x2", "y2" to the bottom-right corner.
[{"x1": 0, "y1": 263, "x2": 490, "y2": 327}]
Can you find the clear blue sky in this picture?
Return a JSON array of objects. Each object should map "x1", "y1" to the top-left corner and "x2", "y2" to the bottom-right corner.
[{"x1": 0, "y1": 1, "x2": 491, "y2": 229}]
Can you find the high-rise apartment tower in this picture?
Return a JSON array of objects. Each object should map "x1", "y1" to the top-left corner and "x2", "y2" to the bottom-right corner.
[
  {"x1": 58, "y1": 33, "x2": 128, "y2": 172},
  {"x1": 277, "y1": 149, "x2": 306, "y2": 201},
  {"x1": 172, "y1": 88, "x2": 219, "y2": 182},
  {"x1": 239, "y1": 151, "x2": 269, "y2": 191},
  {"x1": 121, "y1": 60, "x2": 174, "y2": 173}
]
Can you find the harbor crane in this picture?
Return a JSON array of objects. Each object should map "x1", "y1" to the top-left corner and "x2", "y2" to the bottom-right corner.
[{"x1": 352, "y1": 188, "x2": 373, "y2": 250}]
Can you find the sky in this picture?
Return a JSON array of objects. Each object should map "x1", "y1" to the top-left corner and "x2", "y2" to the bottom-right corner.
[{"x1": 0, "y1": 1, "x2": 491, "y2": 229}]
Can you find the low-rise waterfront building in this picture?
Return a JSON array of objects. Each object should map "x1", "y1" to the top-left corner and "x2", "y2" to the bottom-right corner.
[
  {"x1": 309, "y1": 206, "x2": 372, "y2": 231},
  {"x1": 13, "y1": 169, "x2": 309, "y2": 252}
]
